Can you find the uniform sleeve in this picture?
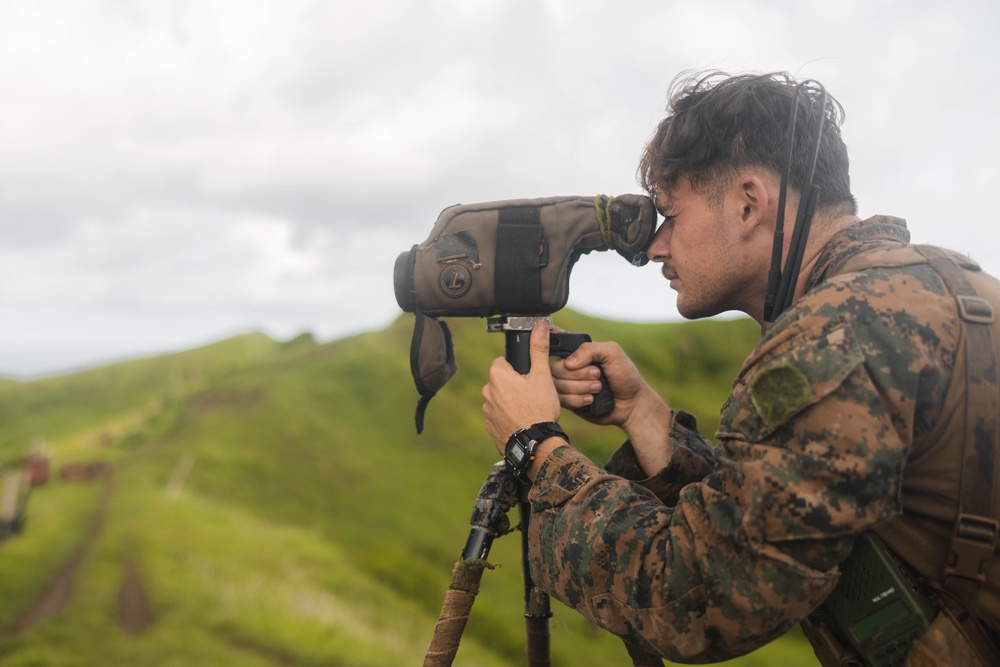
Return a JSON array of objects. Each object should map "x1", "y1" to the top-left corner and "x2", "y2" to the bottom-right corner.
[{"x1": 526, "y1": 313, "x2": 913, "y2": 662}]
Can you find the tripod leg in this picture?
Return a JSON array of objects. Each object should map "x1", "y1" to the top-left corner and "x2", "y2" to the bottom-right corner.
[
  {"x1": 424, "y1": 463, "x2": 518, "y2": 666},
  {"x1": 424, "y1": 558, "x2": 491, "y2": 667},
  {"x1": 520, "y1": 499, "x2": 552, "y2": 667}
]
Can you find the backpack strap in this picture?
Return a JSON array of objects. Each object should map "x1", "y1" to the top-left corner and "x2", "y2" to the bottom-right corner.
[{"x1": 915, "y1": 246, "x2": 999, "y2": 609}]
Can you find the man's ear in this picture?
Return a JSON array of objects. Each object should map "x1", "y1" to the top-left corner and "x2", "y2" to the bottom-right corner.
[{"x1": 734, "y1": 173, "x2": 772, "y2": 239}]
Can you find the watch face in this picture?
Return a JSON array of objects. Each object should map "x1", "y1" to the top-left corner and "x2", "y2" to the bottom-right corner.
[{"x1": 509, "y1": 444, "x2": 527, "y2": 465}]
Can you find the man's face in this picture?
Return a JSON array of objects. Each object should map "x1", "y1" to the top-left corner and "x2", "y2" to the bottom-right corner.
[{"x1": 647, "y1": 177, "x2": 760, "y2": 319}]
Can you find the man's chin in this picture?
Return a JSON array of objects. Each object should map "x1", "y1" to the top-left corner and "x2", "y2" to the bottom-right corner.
[{"x1": 676, "y1": 297, "x2": 722, "y2": 321}]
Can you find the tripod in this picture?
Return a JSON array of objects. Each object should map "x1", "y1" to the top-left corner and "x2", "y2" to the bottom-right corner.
[
  {"x1": 423, "y1": 317, "x2": 663, "y2": 666},
  {"x1": 423, "y1": 319, "x2": 553, "y2": 667}
]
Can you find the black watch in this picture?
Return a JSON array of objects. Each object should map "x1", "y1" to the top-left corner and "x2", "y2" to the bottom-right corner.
[{"x1": 504, "y1": 421, "x2": 568, "y2": 481}]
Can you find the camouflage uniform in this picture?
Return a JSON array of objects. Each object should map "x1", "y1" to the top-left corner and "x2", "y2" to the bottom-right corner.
[{"x1": 526, "y1": 216, "x2": 1000, "y2": 662}]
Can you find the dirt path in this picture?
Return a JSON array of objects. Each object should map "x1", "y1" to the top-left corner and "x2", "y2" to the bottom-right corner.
[
  {"x1": 12, "y1": 470, "x2": 116, "y2": 634},
  {"x1": 118, "y1": 559, "x2": 154, "y2": 634},
  {"x1": 9, "y1": 468, "x2": 155, "y2": 636},
  {"x1": 5, "y1": 442, "x2": 317, "y2": 662}
]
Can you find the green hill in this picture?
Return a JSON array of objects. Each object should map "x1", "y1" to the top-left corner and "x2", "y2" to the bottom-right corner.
[{"x1": 0, "y1": 312, "x2": 818, "y2": 666}]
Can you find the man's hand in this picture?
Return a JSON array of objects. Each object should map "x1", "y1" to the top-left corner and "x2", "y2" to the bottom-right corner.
[
  {"x1": 551, "y1": 339, "x2": 649, "y2": 426},
  {"x1": 552, "y1": 339, "x2": 675, "y2": 475},
  {"x1": 482, "y1": 320, "x2": 562, "y2": 453}
]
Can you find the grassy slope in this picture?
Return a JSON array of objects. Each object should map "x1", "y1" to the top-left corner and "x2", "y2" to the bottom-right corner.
[{"x1": 0, "y1": 313, "x2": 817, "y2": 665}]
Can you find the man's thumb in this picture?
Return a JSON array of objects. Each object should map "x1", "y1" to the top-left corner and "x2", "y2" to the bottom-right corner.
[{"x1": 530, "y1": 320, "x2": 552, "y2": 376}]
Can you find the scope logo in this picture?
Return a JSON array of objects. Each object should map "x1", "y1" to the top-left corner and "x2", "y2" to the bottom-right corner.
[{"x1": 439, "y1": 264, "x2": 471, "y2": 298}]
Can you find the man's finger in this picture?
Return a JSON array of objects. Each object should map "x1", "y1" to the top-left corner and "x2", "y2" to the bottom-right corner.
[
  {"x1": 530, "y1": 320, "x2": 552, "y2": 377},
  {"x1": 565, "y1": 343, "x2": 595, "y2": 370}
]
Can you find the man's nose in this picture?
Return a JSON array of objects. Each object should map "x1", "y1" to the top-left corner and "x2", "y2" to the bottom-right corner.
[{"x1": 647, "y1": 222, "x2": 672, "y2": 262}]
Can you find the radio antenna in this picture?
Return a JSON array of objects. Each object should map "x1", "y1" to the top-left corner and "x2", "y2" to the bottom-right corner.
[{"x1": 763, "y1": 80, "x2": 828, "y2": 323}]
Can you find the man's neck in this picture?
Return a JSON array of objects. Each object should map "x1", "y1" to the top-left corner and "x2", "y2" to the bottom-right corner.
[
  {"x1": 791, "y1": 209, "x2": 860, "y2": 302},
  {"x1": 753, "y1": 206, "x2": 860, "y2": 328}
]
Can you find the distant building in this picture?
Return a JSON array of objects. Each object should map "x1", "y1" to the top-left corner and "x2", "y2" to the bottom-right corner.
[{"x1": 24, "y1": 438, "x2": 51, "y2": 487}]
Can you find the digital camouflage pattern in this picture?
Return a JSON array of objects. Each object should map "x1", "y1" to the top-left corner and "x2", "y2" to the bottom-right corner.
[{"x1": 525, "y1": 216, "x2": 1000, "y2": 662}]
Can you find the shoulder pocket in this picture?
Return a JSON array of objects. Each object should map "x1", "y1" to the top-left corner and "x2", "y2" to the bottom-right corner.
[{"x1": 718, "y1": 321, "x2": 865, "y2": 443}]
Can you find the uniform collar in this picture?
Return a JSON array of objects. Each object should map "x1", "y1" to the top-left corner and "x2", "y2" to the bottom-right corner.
[{"x1": 805, "y1": 215, "x2": 910, "y2": 291}]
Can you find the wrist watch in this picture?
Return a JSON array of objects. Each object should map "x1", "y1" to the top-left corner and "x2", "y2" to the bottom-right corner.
[{"x1": 504, "y1": 421, "x2": 568, "y2": 482}]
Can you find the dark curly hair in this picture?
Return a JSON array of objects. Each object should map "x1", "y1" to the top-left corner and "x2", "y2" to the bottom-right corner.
[{"x1": 638, "y1": 71, "x2": 856, "y2": 214}]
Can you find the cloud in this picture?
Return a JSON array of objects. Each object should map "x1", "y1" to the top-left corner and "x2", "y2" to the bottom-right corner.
[{"x1": 0, "y1": 0, "x2": 998, "y2": 376}]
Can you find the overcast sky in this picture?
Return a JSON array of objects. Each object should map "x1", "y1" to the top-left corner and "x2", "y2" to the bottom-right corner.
[{"x1": 1, "y1": 0, "x2": 998, "y2": 377}]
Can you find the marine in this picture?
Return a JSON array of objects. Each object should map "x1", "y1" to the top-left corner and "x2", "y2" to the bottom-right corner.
[{"x1": 481, "y1": 71, "x2": 1000, "y2": 665}]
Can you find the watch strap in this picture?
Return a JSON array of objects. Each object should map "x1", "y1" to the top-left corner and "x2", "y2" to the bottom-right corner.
[
  {"x1": 504, "y1": 421, "x2": 568, "y2": 481},
  {"x1": 522, "y1": 421, "x2": 567, "y2": 444}
]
